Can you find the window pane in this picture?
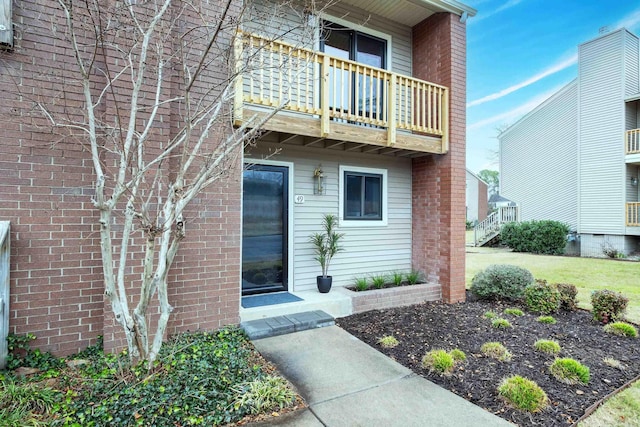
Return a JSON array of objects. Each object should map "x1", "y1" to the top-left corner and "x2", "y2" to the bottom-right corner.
[
  {"x1": 344, "y1": 172, "x2": 383, "y2": 220},
  {"x1": 364, "y1": 176, "x2": 381, "y2": 218},
  {"x1": 345, "y1": 174, "x2": 362, "y2": 218}
]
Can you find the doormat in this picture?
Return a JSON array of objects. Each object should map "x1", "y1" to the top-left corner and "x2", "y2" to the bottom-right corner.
[{"x1": 242, "y1": 292, "x2": 304, "y2": 308}]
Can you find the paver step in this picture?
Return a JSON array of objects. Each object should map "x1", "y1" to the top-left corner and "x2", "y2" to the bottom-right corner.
[{"x1": 241, "y1": 310, "x2": 335, "y2": 340}]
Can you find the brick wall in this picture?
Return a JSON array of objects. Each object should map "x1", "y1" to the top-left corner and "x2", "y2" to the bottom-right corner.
[
  {"x1": 0, "y1": 0, "x2": 242, "y2": 356},
  {"x1": 411, "y1": 13, "x2": 467, "y2": 303},
  {"x1": 478, "y1": 181, "x2": 488, "y2": 222}
]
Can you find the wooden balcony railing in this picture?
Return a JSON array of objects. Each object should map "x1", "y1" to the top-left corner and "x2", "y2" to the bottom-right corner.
[
  {"x1": 234, "y1": 32, "x2": 449, "y2": 153},
  {"x1": 626, "y1": 202, "x2": 640, "y2": 226},
  {"x1": 626, "y1": 129, "x2": 640, "y2": 154}
]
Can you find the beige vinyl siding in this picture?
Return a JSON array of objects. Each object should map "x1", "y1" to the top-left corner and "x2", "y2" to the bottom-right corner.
[
  {"x1": 323, "y1": 3, "x2": 413, "y2": 76},
  {"x1": 245, "y1": 142, "x2": 412, "y2": 292},
  {"x1": 244, "y1": 0, "x2": 413, "y2": 76},
  {"x1": 243, "y1": 0, "x2": 315, "y2": 47},
  {"x1": 499, "y1": 81, "x2": 578, "y2": 229},
  {"x1": 578, "y1": 30, "x2": 627, "y2": 234}
]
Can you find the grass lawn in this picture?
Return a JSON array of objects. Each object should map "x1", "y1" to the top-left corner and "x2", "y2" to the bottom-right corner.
[
  {"x1": 466, "y1": 247, "x2": 640, "y2": 426},
  {"x1": 466, "y1": 247, "x2": 640, "y2": 323}
]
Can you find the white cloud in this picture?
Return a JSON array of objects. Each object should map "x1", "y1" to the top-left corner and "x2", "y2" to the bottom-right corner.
[
  {"x1": 469, "y1": 0, "x2": 524, "y2": 24},
  {"x1": 613, "y1": 8, "x2": 640, "y2": 31},
  {"x1": 467, "y1": 54, "x2": 577, "y2": 108},
  {"x1": 467, "y1": 85, "x2": 564, "y2": 131}
]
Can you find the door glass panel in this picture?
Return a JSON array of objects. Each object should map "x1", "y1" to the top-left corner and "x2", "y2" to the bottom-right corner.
[
  {"x1": 242, "y1": 166, "x2": 287, "y2": 294},
  {"x1": 356, "y1": 33, "x2": 385, "y2": 120},
  {"x1": 324, "y1": 28, "x2": 351, "y2": 115}
]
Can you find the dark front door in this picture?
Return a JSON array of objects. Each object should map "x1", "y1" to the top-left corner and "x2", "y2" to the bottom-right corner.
[{"x1": 242, "y1": 164, "x2": 288, "y2": 295}]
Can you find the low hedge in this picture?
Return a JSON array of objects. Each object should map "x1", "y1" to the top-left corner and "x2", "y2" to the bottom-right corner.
[{"x1": 501, "y1": 220, "x2": 570, "y2": 255}]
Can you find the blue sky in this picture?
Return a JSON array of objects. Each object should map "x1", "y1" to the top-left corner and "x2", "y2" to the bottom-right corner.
[{"x1": 464, "y1": 0, "x2": 640, "y2": 174}]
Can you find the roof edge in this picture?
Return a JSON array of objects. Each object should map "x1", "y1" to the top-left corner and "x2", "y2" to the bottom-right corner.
[
  {"x1": 411, "y1": 0, "x2": 477, "y2": 18},
  {"x1": 498, "y1": 79, "x2": 578, "y2": 139}
]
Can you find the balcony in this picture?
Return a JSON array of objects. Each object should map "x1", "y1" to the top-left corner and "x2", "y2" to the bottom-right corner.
[
  {"x1": 233, "y1": 32, "x2": 449, "y2": 155},
  {"x1": 625, "y1": 129, "x2": 640, "y2": 164}
]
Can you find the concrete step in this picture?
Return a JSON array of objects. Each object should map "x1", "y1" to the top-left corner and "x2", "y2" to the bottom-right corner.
[{"x1": 241, "y1": 310, "x2": 335, "y2": 340}]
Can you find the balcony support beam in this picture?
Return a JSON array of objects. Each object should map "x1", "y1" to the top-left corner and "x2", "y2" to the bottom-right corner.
[{"x1": 241, "y1": 107, "x2": 443, "y2": 154}]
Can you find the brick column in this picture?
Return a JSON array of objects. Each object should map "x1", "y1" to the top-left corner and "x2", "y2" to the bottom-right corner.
[{"x1": 412, "y1": 13, "x2": 467, "y2": 303}]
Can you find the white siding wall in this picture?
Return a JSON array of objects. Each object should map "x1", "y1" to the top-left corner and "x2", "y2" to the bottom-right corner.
[
  {"x1": 499, "y1": 82, "x2": 579, "y2": 229},
  {"x1": 245, "y1": 0, "x2": 413, "y2": 76},
  {"x1": 624, "y1": 32, "x2": 639, "y2": 97},
  {"x1": 578, "y1": 31, "x2": 628, "y2": 234},
  {"x1": 245, "y1": 143, "x2": 413, "y2": 292},
  {"x1": 466, "y1": 170, "x2": 480, "y2": 222}
]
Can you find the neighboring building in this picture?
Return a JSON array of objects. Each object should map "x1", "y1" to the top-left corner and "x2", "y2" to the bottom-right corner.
[
  {"x1": 466, "y1": 169, "x2": 488, "y2": 223},
  {"x1": 499, "y1": 28, "x2": 640, "y2": 257},
  {"x1": 488, "y1": 194, "x2": 516, "y2": 210},
  {"x1": 0, "y1": 0, "x2": 475, "y2": 355}
]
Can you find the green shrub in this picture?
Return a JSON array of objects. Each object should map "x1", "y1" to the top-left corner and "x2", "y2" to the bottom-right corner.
[
  {"x1": 392, "y1": 271, "x2": 404, "y2": 287},
  {"x1": 480, "y1": 342, "x2": 512, "y2": 361},
  {"x1": 233, "y1": 376, "x2": 296, "y2": 414},
  {"x1": 450, "y1": 349, "x2": 467, "y2": 362},
  {"x1": 371, "y1": 274, "x2": 387, "y2": 289},
  {"x1": 537, "y1": 315, "x2": 557, "y2": 324},
  {"x1": 533, "y1": 339, "x2": 561, "y2": 355},
  {"x1": 591, "y1": 290, "x2": 629, "y2": 324},
  {"x1": 504, "y1": 308, "x2": 524, "y2": 316},
  {"x1": 470, "y1": 264, "x2": 534, "y2": 300},
  {"x1": 492, "y1": 318, "x2": 512, "y2": 329},
  {"x1": 406, "y1": 270, "x2": 423, "y2": 285},
  {"x1": 501, "y1": 220, "x2": 570, "y2": 255},
  {"x1": 353, "y1": 277, "x2": 369, "y2": 292},
  {"x1": 483, "y1": 311, "x2": 498, "y2": 319},
  {"x1": 603, "y1": 322, "x2": 638, "y2": 338},
  {"x1": 556, "y1": 283, "x2": 578, "y2": 311},
  {"x1": 497, "y1": 376, "x2": 548, "y2": 412},
  {"x1": 378, "y1": 335, "x2": 400, "y2": 348},
  {"x1": 550, "y1": 358, "x2": 590, "y2": 385},
  {"x1": 0, "y1": 379, "x2": 61, "y2": 422},
  {"x1": 524, "y1": 280, "x2": 561, "y2": 314},
  {"x1": 422, "y1": 349, "x2": 455, "y2": 375}
]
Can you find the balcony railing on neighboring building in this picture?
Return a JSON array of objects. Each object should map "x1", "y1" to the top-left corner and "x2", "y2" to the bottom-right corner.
[
  {"x1": 626, "y1": 129, "x2": 640, "y2": 154},
  {"x1": 626, "y1": 202, "x2": 640, "y2": 226},
  {"x1": 234, "y1": 32, "x2": 449, "y2": 154}
]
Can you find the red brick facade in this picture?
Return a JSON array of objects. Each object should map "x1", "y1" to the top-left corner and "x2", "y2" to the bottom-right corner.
[
  {"x1": 411, "y1": 13, "x2": 468, "y2": 303},
  {"x1": 0, "y1": 0, "x2": 242, "y2": 355}
]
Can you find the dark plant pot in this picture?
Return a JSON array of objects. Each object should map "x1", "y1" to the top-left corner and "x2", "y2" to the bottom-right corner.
[{"x1": 317, "y1": 275, "x2": 332, "y2": 293}]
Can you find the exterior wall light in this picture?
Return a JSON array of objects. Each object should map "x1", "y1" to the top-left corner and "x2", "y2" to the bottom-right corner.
[
  {"x1": 314, "y1": 165, "x2": 325, "y2": 195},
  {"x1": 631, "y1": 176, "x2": 638, "y2": 186}
]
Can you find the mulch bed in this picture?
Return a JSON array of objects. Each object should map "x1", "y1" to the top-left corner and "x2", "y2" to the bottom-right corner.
[{"x1": 336, "y1": 292, "x2": 640, "y2": 426}]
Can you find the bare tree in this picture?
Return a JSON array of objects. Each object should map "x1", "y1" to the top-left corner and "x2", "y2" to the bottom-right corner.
[{"x1": 17, "y1": 0, "x2": 320, "y2": 364}]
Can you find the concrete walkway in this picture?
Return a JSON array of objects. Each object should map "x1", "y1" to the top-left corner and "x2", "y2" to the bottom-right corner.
[{"x1": 251, "y1": 326, "x2": 513, "y2": 427}]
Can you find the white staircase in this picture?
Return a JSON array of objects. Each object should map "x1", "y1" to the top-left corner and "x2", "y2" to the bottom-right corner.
[{"x1": 473, "y1": 206, "x2": 519, "y2": 247}]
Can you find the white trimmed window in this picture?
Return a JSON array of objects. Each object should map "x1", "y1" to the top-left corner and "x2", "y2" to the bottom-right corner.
[{"x1": 339, "y1": 165, "x2": 388, "y2": 227}]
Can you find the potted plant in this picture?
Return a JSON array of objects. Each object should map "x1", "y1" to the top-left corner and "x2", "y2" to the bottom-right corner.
[{"x1": 309, "y1": 214, "x2": 344, "y2": 293}]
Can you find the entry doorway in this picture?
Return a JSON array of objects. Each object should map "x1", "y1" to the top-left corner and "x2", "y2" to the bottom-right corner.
[{"x1": 242, "y1": 164, "x2": 289, "y2": 295}]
